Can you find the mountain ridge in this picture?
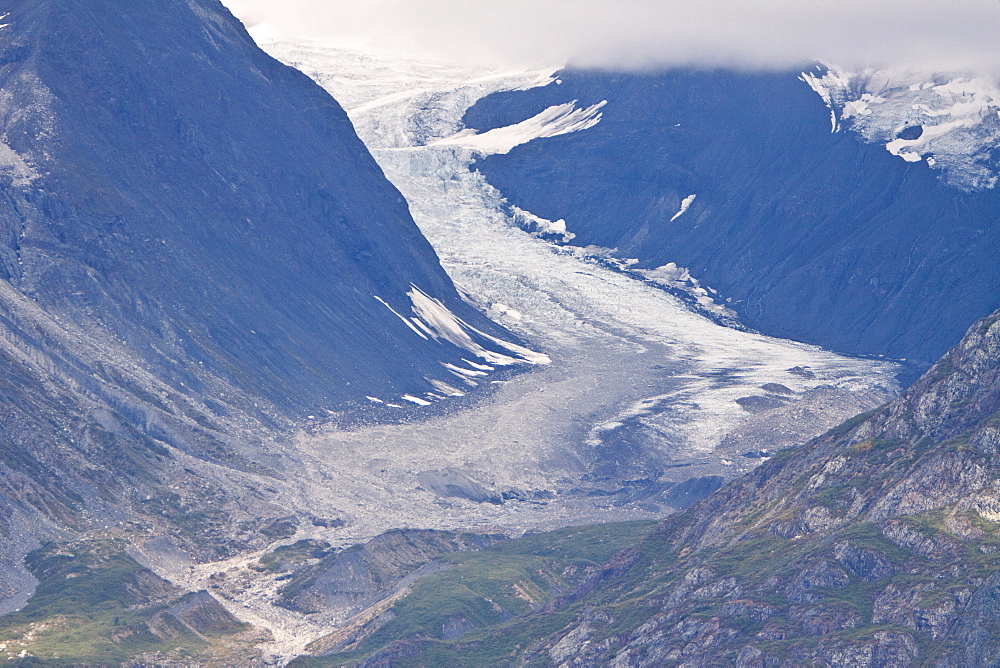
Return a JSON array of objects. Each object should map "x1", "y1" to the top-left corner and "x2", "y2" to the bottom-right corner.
[
  {"x1": 0, "y1": 0, "x2": 539, "y2": 577},
  {"x1": 514, "y1": 307, "x2": 1000, "y2": 665}
]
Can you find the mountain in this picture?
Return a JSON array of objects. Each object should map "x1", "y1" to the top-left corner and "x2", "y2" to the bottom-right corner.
[
  {"x1": 2, "y1": 2, "x2": 991, "y2": 662},
  {"x1": 0, "y1": 0, "x2": 537, "y2": 572},
  {"x1": 2, "y1": 0, "x2": 532, "y2": 419},
  {"x1": 464, "y1": 68, "x2": 1000, "y2": 368},
  {"x1": 301, "y1": 307, "x2": 1000, "y2": 665}
]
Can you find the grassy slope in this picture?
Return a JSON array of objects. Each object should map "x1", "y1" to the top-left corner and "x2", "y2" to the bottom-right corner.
[
  {"x1": 294, "y1": 522, "x2": 656, "y2": 666},
  {"x1": 0, "y1": 540, "x2": 261, "y2": 666}
]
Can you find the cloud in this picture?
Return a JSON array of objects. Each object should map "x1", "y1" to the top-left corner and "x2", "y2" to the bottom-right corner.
[{"x1": 223, "y1": 0, "x2": 1000, "y2": 75}]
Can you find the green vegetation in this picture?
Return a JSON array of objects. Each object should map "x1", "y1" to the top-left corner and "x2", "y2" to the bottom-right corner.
[
  {"x1": 0, "y1": 540, "x2": 256, "y2": 666},
  {"x1": 296, "y1": 521, "x2": 656, "y2": 667}
]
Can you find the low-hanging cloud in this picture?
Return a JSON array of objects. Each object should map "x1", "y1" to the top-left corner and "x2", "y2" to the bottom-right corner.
[{"x1": 223, "y1": 0, "x2": 1000, "y2": 75}]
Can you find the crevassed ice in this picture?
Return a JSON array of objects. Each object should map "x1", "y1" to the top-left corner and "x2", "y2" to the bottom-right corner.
[
  {"x1": 635, "y1": 261, "x2": 735, "y2": 319},
  {"x1": 510, "y1": 205, "x2": 575, "y2": 242},
  {"x1": 801, "y1": 65, "x2": 1000, "y2": 190},
  {"x1": 262, "y1": 39, "x2": 897, "y2": 459}
]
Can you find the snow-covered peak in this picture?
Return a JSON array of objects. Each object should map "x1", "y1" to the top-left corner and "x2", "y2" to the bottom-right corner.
[{"x1": 801, "y1": 65, "x2": 1000, "y2": 190}]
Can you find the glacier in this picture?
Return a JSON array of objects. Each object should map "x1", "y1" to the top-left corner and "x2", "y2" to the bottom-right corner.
[
  {"x1": 147, "y1": 39, "x2": 897, "y2": 659},
  {"x1": 107, "y1": 34, "x2": 903, "y2": 661}
]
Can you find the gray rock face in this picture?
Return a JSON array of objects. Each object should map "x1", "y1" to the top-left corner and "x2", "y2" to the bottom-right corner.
[
  {"x1": 934, "y1": 572, "x2": 1000, "y2": 667},
  {"x1": 833, "y1": 540, "x2": 896, "y2": 581}
]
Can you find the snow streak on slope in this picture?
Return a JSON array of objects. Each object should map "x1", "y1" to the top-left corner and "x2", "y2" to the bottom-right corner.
[
  {"x1": 670, "y1": 193, "x2": 697, "y2": 221},
  {"x1": 431, "y1": 99, "x2": 606, "y2": 154},
  {"x1": 374, "y1": 285, "x2": 550, "y2": 373},
  {"x1": 801, "y1": 65, "x2": 1000, "y2": 190}
]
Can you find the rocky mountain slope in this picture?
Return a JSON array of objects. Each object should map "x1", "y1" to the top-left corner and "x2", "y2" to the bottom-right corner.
[
  {"x1": 526, "y1": 308, "x2": 1000, "y2": 666},
  {"x1": 0, "y1": 0, "x2": 539, "y2": 590},
  {"x1": 304, "y1": 308, "x2": 1000, "y2": 665},
  {"x1": 465, "y1": 68, "x2": 1000, "y2": 368}
]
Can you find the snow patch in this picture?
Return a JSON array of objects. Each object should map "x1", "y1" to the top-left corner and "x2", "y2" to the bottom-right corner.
[
  {"x1": 378, "y1": 286, "x2": 549, "y2": 370},
  {"x1": 373, "y1": 295, "x2": 428, "y2": 340},
  {"x1": 443, "y1": 362, "x2": 489, "y2": 378},
  {"x1": 669, "y1": 194, "x2": 697, "y2": 222},
  {"x1": 404, "y1": 284, "x2": 550, "y2": 365},
  {"x1": 427, "y1": 378, "x2": 465, "y2": 396},
  {"x1": 432, "y1": 100, "x2": 606, "y2": 155}
]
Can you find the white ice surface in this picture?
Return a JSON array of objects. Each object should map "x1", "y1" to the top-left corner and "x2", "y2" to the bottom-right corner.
[{"x1": 152, "y1": 41, "x2": 901, "y2": 662}]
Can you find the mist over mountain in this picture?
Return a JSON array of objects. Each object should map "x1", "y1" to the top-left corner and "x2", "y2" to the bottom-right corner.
[{"x1": 224, "y1": 0, "x2": 1000, "y2": 75}]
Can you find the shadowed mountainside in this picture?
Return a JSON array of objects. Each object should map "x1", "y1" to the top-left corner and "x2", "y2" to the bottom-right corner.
[
  {"x1": 467, "y1": 69, "x2": 1000, "y2": 369},
  {"x1": 0, "y1": 0, "x2": 527, "y2": 566}
]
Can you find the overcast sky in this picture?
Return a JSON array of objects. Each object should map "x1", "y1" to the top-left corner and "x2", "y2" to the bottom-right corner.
[{"x1": 223, "y1": 0, "x2": 1000, "y2": 75}]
